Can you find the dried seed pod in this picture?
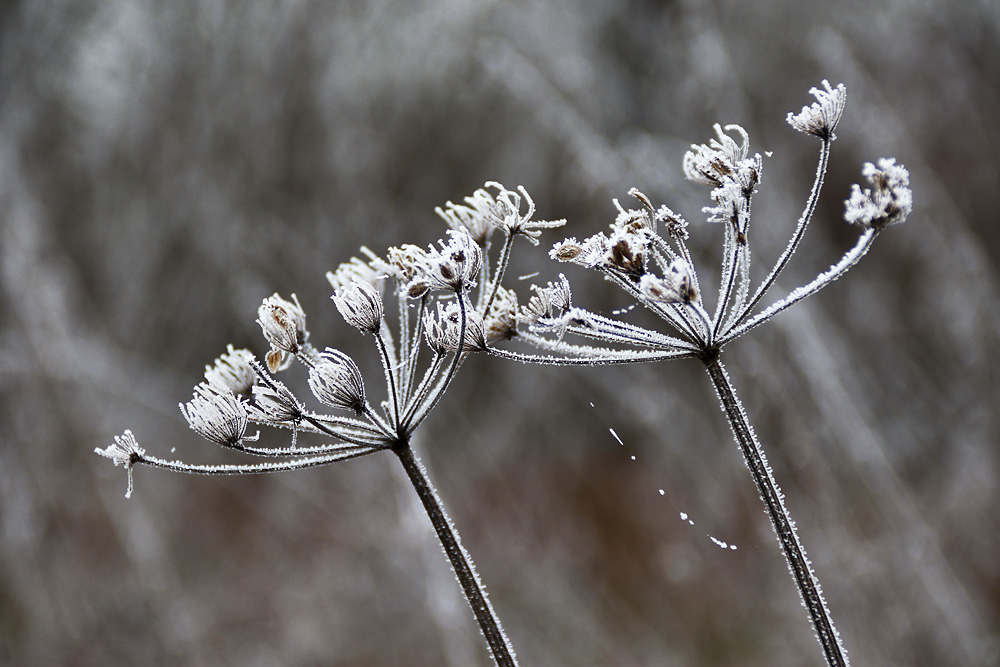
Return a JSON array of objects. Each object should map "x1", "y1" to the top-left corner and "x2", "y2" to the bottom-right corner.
[
  {"x1": 180, "y1": 383, "x2": 256, "y2": 448},
  {"x1": 333, "y1": 278, "x2": 385, "y2": 334},
  {"x1": 308, "y1": 348, "x2": 366, "y2": 415}
]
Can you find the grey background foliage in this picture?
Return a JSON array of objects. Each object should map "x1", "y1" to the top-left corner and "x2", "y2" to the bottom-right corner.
[{"x1": 1, "y1": 1, "x2": 997, "y2": 665}]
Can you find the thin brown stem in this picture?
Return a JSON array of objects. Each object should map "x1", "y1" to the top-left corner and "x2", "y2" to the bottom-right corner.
[
  {"x1": 703, "y1": 354, "x2": 848, "y2": 667},
  {"x1": 392, "y1": 441, "x2": 517, "y2": 667}
]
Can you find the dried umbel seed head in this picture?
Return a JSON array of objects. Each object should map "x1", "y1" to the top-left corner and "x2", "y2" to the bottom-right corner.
[
  {"x1": 655, "y1": 205, "x2": 690, "y2": 240},
  {"x1": 387, "y1": 244, "x2": 426, "y2": 286},
  {"x1": 406, "y1": 230, "x2": 483, "y2": 295},
  {"x1": 257, "y1": 293, "x2": 308, "y2": 372},
  {"x1": 438, "y1": 230, "x2": 482, "y2": 292},
  {"x1": 608, "y1": 230, "x2": 647, "y2": 280},
  {"x1": 683, "y1": 123, "x2": 762, "y2": 197},
  {"x1": 250, "y1": 380, "x2": 304, "y2": 425},
  {"x1": 436, "y1": 198, "x2": 494, "y2": 246},
  {"x1": 484, "y1": 286, "x2": 519, "y2": 343},
  {"x1": 550, "y1": 234, "x2": 609, "y2": 269},
  {"x1": 639, "y1": 258, "x2": 698, "y2": 305},
  {"x1": 844, "y1": 158, "x2": 912, "y2": 230},
  {"x1": 326, "y1": 249, "x2": 387, "y2": 294},
  {"x1": 518, "y1": 275, "x2": 573, "y2": 326},
  {"x1": 787, "y1": 80, "x2": 847, "y2": 141},
  {"x1": 180, "y1": 383, "x2": 257, "y2": 449},
  {"x1": 683, "y1": 123, "x2": 749, "y2": 187},
  {"x1": 475, "y1": 182, "x2": 567, "y2": 245},
  {"x1": 333, "y1": 278, "x2": 385, "y2": 334},
  {"x1": 204, "y1": 345, "x2": 257, "y2": 397},
  {"x1": 423, "y1": 302, "x2": 487, "y2": 353},
  {"x1": 613, "y1": 195, "x2": 655, "y2": 236},
  {"x1": 422, "y1": 308, "x2": 448, "y2": 354},
  {"x1": 94, "y1": 430, "x2": 145, "y2": 498},
  {"x1": 308, "y1": 348, "x2": 366, "y2": 415}
]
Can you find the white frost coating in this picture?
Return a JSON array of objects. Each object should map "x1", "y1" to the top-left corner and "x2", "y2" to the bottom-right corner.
[
  {"x1": 709, "y1": 535, "x2": 738, "y2": 551},
  {"x1": 844, "y1": 158, "x2": 912, "y2": 229},
  {"x1": 308, "y1": 348, "x2": 367, "y2": 413},
  {"x1": 721, "y1": 228, "x2": 877, "y2": 345},
  {"x1": 256, "y1": 293, "x2": 308, "y2": 372},
  {"x1": 333, "y1": 278, "x2": 385, "y2": 334},
  {"x1": 180, "y1": 383, "x2": 257, "y2": 448},
  {"x1": 102, "y1": 180, "x2": 579, "y2": 666},
  {"x1": 478, "y1": 83, "x2": 875, "y2": 667},
  {"x1": 99, "y1": 79, "x2": 914, "y2": 662},
  {"x1": 786, "y1": 80, "x2": 847, "y2": 140},
  {"x1": 94, "y1": 430, "x2": 144, "y2": 498},
  {"x1": 204, "y1": 345, "x2": 257, "y2": 396},
  {"x1": 707, "y1": 357, "x2": 850, "y2": 666}
]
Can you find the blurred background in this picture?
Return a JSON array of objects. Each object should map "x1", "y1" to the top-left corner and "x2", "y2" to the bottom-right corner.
[{"x1": 1, "y1": 1, "x2": 997, "y2": 665}]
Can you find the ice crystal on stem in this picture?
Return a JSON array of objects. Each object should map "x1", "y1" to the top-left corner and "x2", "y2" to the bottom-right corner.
[
  {"x1": 489, "y1": 81, "x2": 911, "y2": 667},
  {"x1": 98, "y1": 182, "x2": 561, "y2": 667}
]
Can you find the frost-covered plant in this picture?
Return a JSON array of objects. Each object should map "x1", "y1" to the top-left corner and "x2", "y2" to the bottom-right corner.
[
  {"x1": 96, "y1": 182, "x2": 565, "y2": 667},
  {"x1": 488, "y1": 81, "x2": 911, "y2": 667}
]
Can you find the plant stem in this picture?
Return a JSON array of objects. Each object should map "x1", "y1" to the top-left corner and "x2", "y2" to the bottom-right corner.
[
  {"x1": 392, "y1": 441, "x2": 518, "y2": 667},
  {"x1": 702, "y1": 354, "x2": 848, "y2": 667},
  {"x1": 483, "y1": 233, "x2": 514, "y2": 316}
]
